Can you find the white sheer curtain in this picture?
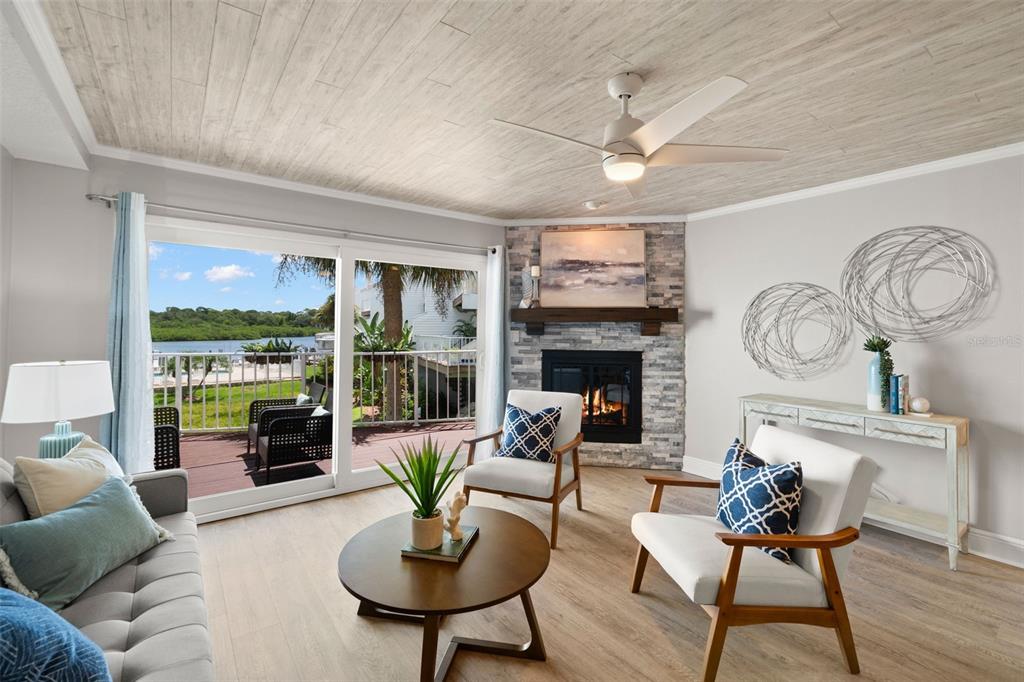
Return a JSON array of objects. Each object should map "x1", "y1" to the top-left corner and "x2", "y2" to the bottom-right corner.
[
  {"x1": 475, "y1": 245, "x2": 508, "y2": 460},
  {"x1": 101, "y1": 191, "x2": 154, "y2": 474}
]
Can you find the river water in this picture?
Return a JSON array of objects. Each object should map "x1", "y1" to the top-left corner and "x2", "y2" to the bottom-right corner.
[{"x1": 152, "y1": 336, "x2": 318, "y2": 354}]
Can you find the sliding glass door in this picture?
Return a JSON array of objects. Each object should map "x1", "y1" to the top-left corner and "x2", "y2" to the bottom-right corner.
[
  {"x1": 148, "y1": 216, "x2": 491, "y2": 518},
  {"x1": 334, "y1": 240, "x2": 487, "y2": 492}
]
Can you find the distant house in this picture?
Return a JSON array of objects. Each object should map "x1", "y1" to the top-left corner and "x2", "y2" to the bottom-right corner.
[{"x1": 355, "y1": 282, "x2": 476, "y2": 350}]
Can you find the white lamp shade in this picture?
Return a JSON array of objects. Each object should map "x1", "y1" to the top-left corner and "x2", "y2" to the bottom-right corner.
[{"x1": 1, "y1": 361, "x2": 115, "y2": 424}]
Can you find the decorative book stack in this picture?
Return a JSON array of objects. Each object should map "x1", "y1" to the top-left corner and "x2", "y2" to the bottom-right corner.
[
  {"x1": 402, "y1": 525, "x2": 479, "y2": 563},
  {"x1": 890, "y1": 374, "x2": 909, "y2": 414}
]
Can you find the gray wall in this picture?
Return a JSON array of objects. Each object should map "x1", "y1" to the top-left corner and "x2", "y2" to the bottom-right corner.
[
  {"x1": 684, "y1": 155, "x2": 1023, "y2": 548},
  {"x1": 0, "y1": 146, "x2": 12, "y2": 449},
  {"x1": 1, "y1": 156, "x2": 503, "y2": 460}
]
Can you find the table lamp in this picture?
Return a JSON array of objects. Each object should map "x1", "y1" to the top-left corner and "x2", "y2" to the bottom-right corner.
[{"x1": 1, "y1": 360, "x2": 115, "y2": 458}]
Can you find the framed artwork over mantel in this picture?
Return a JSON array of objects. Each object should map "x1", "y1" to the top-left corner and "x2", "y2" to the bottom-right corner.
[{"x1": 539, "y1": 228, "x2": 647, "y2": 308}]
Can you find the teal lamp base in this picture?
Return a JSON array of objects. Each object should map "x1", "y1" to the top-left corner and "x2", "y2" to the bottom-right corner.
[{"x1": 39, "y1": 420, "x2": 85, "y2": 458}]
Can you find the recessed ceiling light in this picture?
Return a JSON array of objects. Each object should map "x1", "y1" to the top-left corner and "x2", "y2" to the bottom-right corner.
[{"x1": 582, "y1": 199, "x2": 607, "y2": 210}]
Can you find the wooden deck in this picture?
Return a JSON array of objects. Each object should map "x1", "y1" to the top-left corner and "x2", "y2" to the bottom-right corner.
[{"x1": 181, "y1": 422, "x2": 476, "y2": 498}]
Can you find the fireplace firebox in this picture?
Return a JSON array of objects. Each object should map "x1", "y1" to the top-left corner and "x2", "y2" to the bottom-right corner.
[{"x1": 541, "y1": 350, "x2": 642, "y2": 444}]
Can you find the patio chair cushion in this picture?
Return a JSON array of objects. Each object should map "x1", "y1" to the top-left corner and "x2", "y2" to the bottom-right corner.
[
  {"x1": 631, "y1": 512, "x2": 828, "y2": 608},
  {"x1": 59, "y1": 511, "x2": 212, "y2": 682},
  {"x1": 462, "y1": 456, "x2": 574, "y2": 499},
  {"x1": 247, "y1": 423, "x2": 259, "y2": 442}
]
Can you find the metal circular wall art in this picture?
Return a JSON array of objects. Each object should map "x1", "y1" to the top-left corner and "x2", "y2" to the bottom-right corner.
[
  {"x1": 840, "y1": 226, "x2": 993, "y2": 341},
  {"x1": 742, "y1": 282, "x2": 852, "y2": 381}
]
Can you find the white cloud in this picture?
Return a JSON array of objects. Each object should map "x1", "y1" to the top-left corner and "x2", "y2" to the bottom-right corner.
[
  {"x1": 148, "y1": 243, "x2": 164, "y2": 260},
  {"x1": 273, "y1": 298, "x2": 286, "y2": 306},
  {"x1": 219, "y1": 286, "x2": 233, "y2": 293},
  {"x1": 173, "y1": 271, "x2": 192, "y2": 281},
  {"x1": 271, "y1": 254, "x2": 283, "y2": 264},
  {"x1": 205, "y1": 264, "x2": 255, "y2": 282}
]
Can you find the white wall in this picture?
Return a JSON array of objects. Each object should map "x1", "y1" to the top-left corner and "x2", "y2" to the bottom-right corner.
[
  {"x1": 684, "y1": 155, "x2": 1024, "y2": 561},
  {"x1": 0, "y1": 146, "x2": 13, "y2": 449},
  {"x1": 1, "y1": 156, "x2": 503, "y2": 461}
]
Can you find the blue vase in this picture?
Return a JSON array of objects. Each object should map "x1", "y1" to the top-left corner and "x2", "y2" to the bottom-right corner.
[{"x1": 866, "y1": 352, "x2": 884, "y2": 411}]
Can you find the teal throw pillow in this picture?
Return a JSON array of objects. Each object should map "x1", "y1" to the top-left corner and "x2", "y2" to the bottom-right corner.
[{"x1": 0, "y1": 478, "x2": 170, "y2": 610}]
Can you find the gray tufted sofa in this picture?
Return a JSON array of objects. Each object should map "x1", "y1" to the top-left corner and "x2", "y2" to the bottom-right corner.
[{"x1": 1, "y1": 459, "x2": 213, "y2": 681}]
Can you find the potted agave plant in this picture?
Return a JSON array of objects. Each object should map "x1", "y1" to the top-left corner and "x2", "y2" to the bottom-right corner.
[{"x1": 377, "y1": 436, "x2": 460, "y2": 551}]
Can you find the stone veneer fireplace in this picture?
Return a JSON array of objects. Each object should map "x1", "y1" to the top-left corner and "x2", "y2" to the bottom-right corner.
[{"x1": 506, "y1": 222, "x2": 685, "y2": 469}]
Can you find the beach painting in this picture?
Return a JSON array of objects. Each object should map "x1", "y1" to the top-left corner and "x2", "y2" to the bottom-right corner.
[{"x1": 540, "y1": 229, "x2": 646, "y2": 308}]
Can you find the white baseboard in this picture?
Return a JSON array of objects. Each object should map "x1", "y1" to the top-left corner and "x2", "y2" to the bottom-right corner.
[
  {"x1": 681, "y1": 457, "x2": 722, "y2": 480},
  {"x1": 966, "y1": 528, "x2": 1024, "y2": 569},
  {"x1": 681, "y1": 458, "x2": 1024, "y2": 569}
]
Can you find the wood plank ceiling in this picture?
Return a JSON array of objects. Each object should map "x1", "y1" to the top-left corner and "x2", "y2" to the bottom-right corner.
[{"x1": 42, "y1": 0, "x2": 1024, "y2": 219}]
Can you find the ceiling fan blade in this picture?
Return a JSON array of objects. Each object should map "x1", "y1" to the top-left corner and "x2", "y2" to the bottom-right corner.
[
  {"x1": 624, "y1": 175, "x2": 646, "y2": 200},
  {"x1": 491, "y1": 119, "x2": 604, "y2": 155},
  {"x1": 647, "y1": 143, "x2": 787, "y2": 166},
  {"x1": 625, "y1": 76, "x2": 748, "y2": 157}
]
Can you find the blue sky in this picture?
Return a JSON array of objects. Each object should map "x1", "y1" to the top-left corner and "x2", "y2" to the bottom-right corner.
[{"x1": 148, "y1": 242, "x2": 335, "y2": 312}]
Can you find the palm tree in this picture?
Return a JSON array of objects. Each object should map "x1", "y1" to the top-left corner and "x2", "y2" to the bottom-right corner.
[{"x1": 276, "y1": 255, "x2": 470, "y2": 419}]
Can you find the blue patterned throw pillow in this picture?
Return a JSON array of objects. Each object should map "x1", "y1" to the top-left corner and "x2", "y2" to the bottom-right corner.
[
  {"x1": 716, "y1": 438, "x2": 803, "y2": 563},
  {"x1": 496, "y1": 404, "x2": 562, "y2": 463},
  {"x1": 0, "y1": 587, "x2": 111, "y2": 681}
]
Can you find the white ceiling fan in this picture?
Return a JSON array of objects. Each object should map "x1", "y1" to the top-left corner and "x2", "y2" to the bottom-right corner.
[{"x1": 492, "y1": 73, "x2": 787, "y2": 199}]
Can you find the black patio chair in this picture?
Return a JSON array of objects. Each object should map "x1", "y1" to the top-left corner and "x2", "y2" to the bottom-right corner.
[
  {"x1": 307, "y1": 381, "x2": 326, "y2": 404},
  {"x1": 247, "y1": 397, "x2": 314, "y2": 454},
  {"x1": 254, "y1": 412, "x2": 333, "y2": 484},
  {"x1": 153, "y1": 406, "x2": 180, "y2": 470}
]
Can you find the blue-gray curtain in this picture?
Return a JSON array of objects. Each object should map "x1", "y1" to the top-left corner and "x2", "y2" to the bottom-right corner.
[
  {"x1": 476, "y1": 245, "x2": 509, "y2": 459},
  {"x1": 101, "y1": 191, "x2": 153, "y2": 473}
]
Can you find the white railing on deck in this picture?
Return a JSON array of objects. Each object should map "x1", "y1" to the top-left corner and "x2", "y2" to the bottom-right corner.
[
  {"x1": 152, "y1": 348, "x2": 477, "y2": 432},
  {"x1": 411, "y1": 335, "x2": 476, "y2": 351}
]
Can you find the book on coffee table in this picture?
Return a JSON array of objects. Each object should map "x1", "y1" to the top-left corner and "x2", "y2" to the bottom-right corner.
[{"x1": 401, "y1": 525, "x2": 479, "y2": 563}]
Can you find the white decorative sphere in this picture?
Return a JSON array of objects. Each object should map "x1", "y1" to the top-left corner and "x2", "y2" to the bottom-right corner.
[{"x1": 910, "y1": 397, "x2": 931, "y2": 414}]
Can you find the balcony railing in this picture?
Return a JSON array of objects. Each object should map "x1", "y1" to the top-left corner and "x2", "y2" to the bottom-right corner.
[{"x1": 152, "y1": 348, "x2": 477, "y2": 432}]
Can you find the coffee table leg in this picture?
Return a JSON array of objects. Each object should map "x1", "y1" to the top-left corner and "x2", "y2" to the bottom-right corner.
[
  {"x1": 433, "y1": 589, "x2": 546, "y2": 682},
  {"x1": 421, "y1": 614, "x2": 440, "y2": 682}
]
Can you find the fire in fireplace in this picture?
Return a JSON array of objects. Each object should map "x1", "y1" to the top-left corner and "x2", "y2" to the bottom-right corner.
[{"x1": 541, "y1": 350, "x2": 642, "y2": 443}]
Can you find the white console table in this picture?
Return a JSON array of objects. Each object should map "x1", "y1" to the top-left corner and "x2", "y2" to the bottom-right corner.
[{"x1": 739, "y1": 394, "x2": 970, "y2": 570}]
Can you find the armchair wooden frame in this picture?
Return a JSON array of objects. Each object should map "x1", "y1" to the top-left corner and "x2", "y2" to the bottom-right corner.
[
  {"x1": 631, "y1": 474, "x2": 862, "y2": 682},
  {"x1": 461, "y1": 429, "x2": 584, "y2": 549}
]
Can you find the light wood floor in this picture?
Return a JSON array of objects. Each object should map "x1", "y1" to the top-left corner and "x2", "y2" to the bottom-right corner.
[{"x1": 198, "y1": 467, "x2": 1023, "y2": 681}]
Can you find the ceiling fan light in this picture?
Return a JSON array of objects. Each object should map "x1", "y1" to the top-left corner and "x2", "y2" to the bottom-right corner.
[{"x1": 602, "y1": 154, "x2": 646, "y2": 182}]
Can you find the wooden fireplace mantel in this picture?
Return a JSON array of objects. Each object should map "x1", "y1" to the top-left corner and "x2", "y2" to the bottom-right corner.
[{"x1": 510, "y1": 307, "x2": 679, "y2": 336}]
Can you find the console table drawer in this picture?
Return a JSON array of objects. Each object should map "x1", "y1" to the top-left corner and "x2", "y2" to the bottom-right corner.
[
  {"x1": 864, "y1": 418, "x2": 947, "y2": 449},
  {"x1": 744, "y1": 402, "x2": 798, "y2": 425},
  {"x1": 799, "y1": 409, "x2": 865, "y2": 435}
]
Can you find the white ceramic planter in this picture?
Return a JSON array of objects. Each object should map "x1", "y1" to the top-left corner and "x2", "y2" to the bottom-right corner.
[{"x1": 411, "y1": 511, "x2": 444, "y2": 550}]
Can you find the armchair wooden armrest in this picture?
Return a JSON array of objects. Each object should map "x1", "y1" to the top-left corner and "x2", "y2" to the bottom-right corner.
[
  {"x1": 715, "y1": 526, "x2": 860, "y2": 549},
  {"x1": 643, "y1": 473, "x2": 720, "y2": 488},
  {"x1": 642, "y1": 472, "x2": 720, "y2": 513},
  {"x1": 462, "y1": 428, "x2": 503, "y2": 466}
]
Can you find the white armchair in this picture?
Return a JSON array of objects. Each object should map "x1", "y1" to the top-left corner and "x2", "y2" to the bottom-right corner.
[
  {"x1": 462, "y1": 390, "x2": 584, "y2": 548},
  {"x1": 630, "y1": 425, "x2": 877, "y2": 681}
]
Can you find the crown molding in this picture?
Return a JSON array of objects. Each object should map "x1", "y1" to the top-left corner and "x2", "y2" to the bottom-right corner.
[
  {"x1": 684, "y1": 141, "x2": 1024, "y2": 222},
  {"x1": 90, "y1": 145, "x2": 505, "y2": 226},
  {"x1": 504, "y1": 214, "x2": 688, "y2": 227}
]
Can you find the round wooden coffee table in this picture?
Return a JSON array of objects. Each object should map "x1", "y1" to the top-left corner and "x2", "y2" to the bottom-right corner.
[{"x1": 338, "y1": 507, "x2": 550, "y2": 682}]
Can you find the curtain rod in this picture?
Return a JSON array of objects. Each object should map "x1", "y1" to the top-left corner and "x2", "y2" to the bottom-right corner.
[{"x1": 84, "y1": 194, "x2": 494, "y2": 255}]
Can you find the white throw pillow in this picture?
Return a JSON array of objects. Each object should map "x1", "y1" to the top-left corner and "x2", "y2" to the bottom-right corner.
[
  {"x1": 295, "y1": 393, "x2": 312, "y2": 405},
  {"x1": 311, "y1": 406, "x2": 330, "y2": 417},
  {"x1": 13, "y1": 436, "x2": 127, "y2": 518}
]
